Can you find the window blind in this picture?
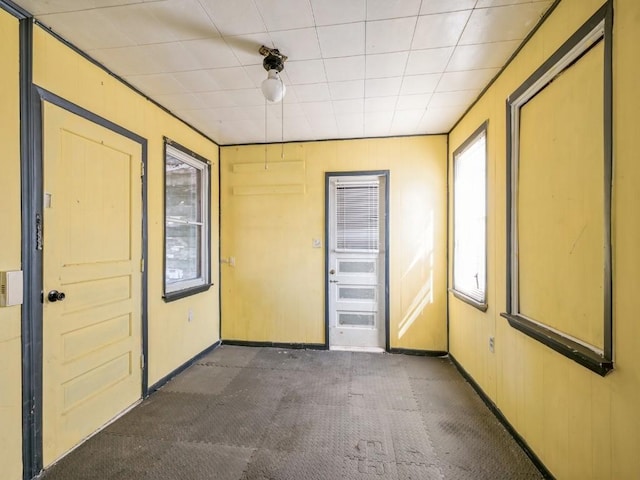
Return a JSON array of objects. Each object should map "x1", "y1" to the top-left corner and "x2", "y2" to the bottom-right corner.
[{"x1": 336, "y1": 181, "x2": 379, "y2": 251}]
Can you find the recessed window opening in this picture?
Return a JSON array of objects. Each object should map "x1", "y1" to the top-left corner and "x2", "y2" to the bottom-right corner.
[
  {"x1": 452, "y1": 124, "x2": 487, "y2": 310},
  {"x1": 164, "y1": 140, "x2": 211, "y2": 300}
]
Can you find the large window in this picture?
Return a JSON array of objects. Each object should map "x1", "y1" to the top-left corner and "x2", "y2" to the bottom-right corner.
[
  {"x1": 164, "y1": 139, "x2": 211, "y2": 300},
  {"x1": 452, "y1": 123, "x2": 487, "y2": 310}
]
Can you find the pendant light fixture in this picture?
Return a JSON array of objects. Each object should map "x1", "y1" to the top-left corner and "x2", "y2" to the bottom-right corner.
[
  {"x1": 259, "y1": 46, "x2": 287, "y2": 169},
  {"x1": 259, "y1": 45, "x2": 287, "y2": 103}
]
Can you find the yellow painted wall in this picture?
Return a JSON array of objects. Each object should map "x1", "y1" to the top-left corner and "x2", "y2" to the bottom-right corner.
[
  {"x1": 221, "y1": 136, "x2": 448, "y2": 351},
  {"x1": 448, "y1": 0, "x2": 640, "y2": 478},
  {"x1": 32, "y1": 25, "x2": 221, "y2": 386},
  {"x1": 0, "y1": 9, "x2": 23, "y2": 480}
]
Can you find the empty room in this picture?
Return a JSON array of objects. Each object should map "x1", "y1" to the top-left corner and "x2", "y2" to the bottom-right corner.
[{"x1": 0, "y1": 0, "x2": 638, "y2": 479}]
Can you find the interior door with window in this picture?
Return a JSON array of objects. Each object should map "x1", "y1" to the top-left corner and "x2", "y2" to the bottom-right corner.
[
  {"x1": 327, "y1": 174, "x2": 387, "y2": 351},
  {"x1": 42, "y1": 102, "x2": 143, "y2": 466}
]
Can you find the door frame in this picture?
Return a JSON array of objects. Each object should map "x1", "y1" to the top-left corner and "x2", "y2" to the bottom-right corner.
[
  {"x1": 324, "y1": 171, "x2": 390, "y2": 352},
  {"x1": 20, "y1": 80, "x2": 149, "y2": 478}
]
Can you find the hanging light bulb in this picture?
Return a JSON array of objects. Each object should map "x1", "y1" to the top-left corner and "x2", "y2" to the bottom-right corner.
[
  {"x1": 261, "y1": 69, "x2": 286, "y2": 103},
  {"x1": 259, "y1": 45, "x2": 287, "y2": 103}
]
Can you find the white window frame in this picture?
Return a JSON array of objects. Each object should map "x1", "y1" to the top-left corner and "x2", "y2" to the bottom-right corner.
[
  {"x1": 163, "y1": 140, "x2": 211, "y2": 300},
  {"x1": 451, "y1": 122, "x2": 488, "y2": 311}
]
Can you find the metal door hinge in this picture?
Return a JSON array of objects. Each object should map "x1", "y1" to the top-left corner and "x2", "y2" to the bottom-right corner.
[
  {"x1": 140, "y1": 258, "x2": 145, "y2": 272},
  {"x1": 140, "y1": 162, "x2": 145, "y2": 177},
  {"x1": 140, "y1": 354, "x2": 145, "y2": 370}
]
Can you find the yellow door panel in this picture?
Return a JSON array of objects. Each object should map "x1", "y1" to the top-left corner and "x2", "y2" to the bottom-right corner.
[{"x1": 42, "y1": 102, "x2": 143, "y2": 466}]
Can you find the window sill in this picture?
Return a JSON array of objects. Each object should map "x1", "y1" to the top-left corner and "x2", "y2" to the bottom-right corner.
[
  {"x1": 449, "y1": 289, "x2": 488, "y2": 312},
  {"x1": 163, "y1": 283, "x2": 212, "y2": 302},
  {"x1": 501, "y1": 313, "x2": 613, "y2": 377}
]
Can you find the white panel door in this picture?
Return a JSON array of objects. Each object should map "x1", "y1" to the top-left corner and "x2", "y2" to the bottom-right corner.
[{"x1": 328, "y1": 175, "x2": 386, "y2": 351}]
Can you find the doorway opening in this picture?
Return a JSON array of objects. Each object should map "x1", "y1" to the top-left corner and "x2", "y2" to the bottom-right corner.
[{"x1": 325, "y1": 171, "x2": 389, "y2": 352}]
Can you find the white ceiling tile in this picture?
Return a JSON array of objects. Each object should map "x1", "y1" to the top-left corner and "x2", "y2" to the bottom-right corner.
[
  {"x1": 459, "y1": 3, "x2": 550, "y2": 45},
  {"x1": 282, "y1": 119, "x2": 313, "y2": 141},
  {"x1": 197, "y1": 91, "x2": 239, "y2": 108},
  {"x1": 283, "y1": 103, "x2": 306, "y2": 117},
  {"x1": 436, "y1": 68, "x2": 500, "y2": 92},
  {"x1": 302, "y1": 102, "x2": 335, "y2": 118},
  {"x1": 420, "y1": 0, "x2": 477, "y2": 15},
  {"x1": 366, "y1": 17, "x2": 416, "y2": 54},
  {"x1": 429, "y1": 89, "x2": 481, "y2": 107},
  {"x1": 476, "y1": 0, "x2": 552, "y2": 7},
  {"x1": 224, "y1": 33, "x2": 274, "y2": 65},
  {"x1": 202, "y1": 67, "x2": 255, "y2": 90},
  {"x1": 365, "y1": 52, "x2": 409, "y2": 79},
  {"x1": 365, "y1": 96, "x2": 398, "y2": 113},
  {"x1": 310, "y1": 0, "x2": 366, "y2": 26},
  {"x1": 16, "y1": 0, "x2": 141, "y2": 15},
  {"x1": 244, "y1": 105, "x2": 269, "y2": 120},
  {"x1": 23, "y1": 0, "x2": 545, "y2": 143},
  {"x1": 39, "y1": 10, "x2": 136, "y2": 50},
  {"x1": 254, "y1": 0, "x2": 315, "y2": 31},
  {"x1": 173, "y1": 70, "x2": 221, "y2": 92},
  {"x1": 392, "y1": 109, "x2": 425, "y2": 124},
  {"x1": 335, "y1": 113, "x2": 365, "y2": 137},
  {"x1": 400, "y1": 73, "x2": 441, "y2": 95},
  {"x1": 365, "y1": 77, "x2": 402, "y2": 97},
  {"x1": 284, "y1": 60, "x2": 327, "y2": 85},
  {"x1": 178, "y1": 38, "x2": 240, "y2": 70},
  {"x1": 405, "y1": 47, "x2": 453, "y2": 75},
  {"x1": 324, "y1": 57, "x2": 366, "y2": 82},
  {"x1": 106, "y1": 0, "x2": 217, "y2": 45},
  {"x1": 269, "y1": 28, "x2": 322, "y2": 61},
  {"x1": 125, "y1": 73, "x2": 187, "y2": 96},
  {"x1": 446, "y1": 40, "x2": 520, "y2": 71},
  {"x1": 317, "y1": 23, "x2": 365, "y2": 58},
  {"x1": 329, "y1": 80, "x2": 365, "y2": 100},
  {"x1": 90, "y1": 44, "x2": 184, "y2": 76},
  {"x1": 412, "y1": 11, "x2": 471, "y2": 49},
  {"x1": 390, "y1": 109, "x2": 424, "y2": 135},
  {"x1": 209, "y1": 106, "x2": 248, "y2": 121},
  {"x1": 332, "y1": 99, "x2": 365, "y2": 114},
  {"x1": 291, "y1": 83, "x2": 331, "y2": 102},
  {"x1": 366, "y1": 0, "x2": 422, "y2": 21},
  {"x1": 364, "y1": 112, "x2": 393, "y2": 136},
  {"x1": 419, "y1": 105, "x2": 467, "y2": 132},
  {"x1": 155, "y1": 92, "x2": 204, "y2": 111},
  {"x1": 225, "y1": 89, "x2": 267, "y2": 106},
  {"x1": 306, "y1": 116, "x2": 338, "y2": 138},
  {"x1": 396, "y1": 94, "x2": 432, "y2": 110},
  {"x1": 199, "y1": 0, "x2": 266, "y2": 35}
]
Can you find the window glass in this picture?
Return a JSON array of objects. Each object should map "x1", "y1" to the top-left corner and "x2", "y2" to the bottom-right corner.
[
  {"x1": 453, "y1": 127, "x2": 487, "y2": 307},
  {"x1": 164, "y1": 142, "x2": 210, "y2": 297}
]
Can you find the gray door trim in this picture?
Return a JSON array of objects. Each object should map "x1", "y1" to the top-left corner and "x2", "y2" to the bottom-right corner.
[{"x1": 324, "y1": 170, "x2": 390, "y2": 351}]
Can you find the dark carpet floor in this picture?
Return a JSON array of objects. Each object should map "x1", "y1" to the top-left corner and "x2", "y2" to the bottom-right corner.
[{"x1": 41, "y1": 345, "x2": 543, "y2": 479}]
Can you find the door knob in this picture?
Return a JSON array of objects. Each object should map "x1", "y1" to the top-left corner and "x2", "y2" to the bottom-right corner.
[
  {"x1": 329, "y1": 269, "x2": 336, "y2": 275},
  {"x1": 48, "y1": 290, "x2": 66, "y2": 302}
]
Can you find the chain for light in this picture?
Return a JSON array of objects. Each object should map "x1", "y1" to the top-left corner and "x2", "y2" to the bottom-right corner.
[
  {"x1": 264, "y1": 96, "x2": 268, "y2": 170},
  {"x1": 281, "y1": 75, "x2": 284, "y2": 160}
]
